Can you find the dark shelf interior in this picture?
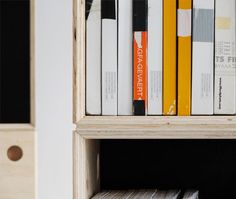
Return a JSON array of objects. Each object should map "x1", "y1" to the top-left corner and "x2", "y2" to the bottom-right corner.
[
  {"x1": 100, "y1": 140, "x2": 236, "y2": 199},
  {"x1": 0, "y1": 0, "x2": 30, "y2": 123}
]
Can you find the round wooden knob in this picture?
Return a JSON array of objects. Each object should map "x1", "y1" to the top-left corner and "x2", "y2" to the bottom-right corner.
[{"x1": 7, "y1": 146, "x2": 23, "y2": 161}]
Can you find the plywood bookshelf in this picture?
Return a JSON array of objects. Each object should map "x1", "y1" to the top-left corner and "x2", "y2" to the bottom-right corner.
[
  {"x1": 73, "y1": 0, "x2": 236, "y2": 198},
  {"x1": 0, "y1": 0, "x2": 36, "y2": 198}
]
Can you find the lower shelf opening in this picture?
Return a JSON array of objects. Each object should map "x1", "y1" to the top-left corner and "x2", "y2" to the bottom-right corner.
[{"x1": 99, "y1": 140, "x2": 236, "y2": 199}]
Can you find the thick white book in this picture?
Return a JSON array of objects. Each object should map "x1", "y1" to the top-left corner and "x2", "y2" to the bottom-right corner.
[
  {"x1": 214, "y1": 0, "x2": 236, "y2": 114},
  {"x1": 192, "y1": 0, "x2": 214, "y2": 115},
  {"x1": 118, "y1": 0, "x2": 132, "y2": 115},
  {"x1": 86, "y1": 0, "x2": 101, "y2": 115},
  {"x1": 147, "y1": 0, "x2": 163, "y2": 115},
  {"x1": 102, "y1": 0, "x2": 118, "y2": 115}
]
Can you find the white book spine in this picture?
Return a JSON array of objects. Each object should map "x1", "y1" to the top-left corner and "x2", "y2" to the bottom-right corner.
[
  {"x1": 102, "y1": 0, "x2": 118, "y2": 115},
  {"x1": 147, "y1": 0, "x2": 163, "y2": 115},
  {"x1": 118, "y1": 0, "x2": 133, "y2": 115},
  {"x1": 214, "y1": 0, "x2": 236, "y2": 114},
  {"x1": 192, "y1": 0, "x2": 214, "y2": 115},
  {"x1": 86, "y1": 0, "x2": 101, "y2": 115}
]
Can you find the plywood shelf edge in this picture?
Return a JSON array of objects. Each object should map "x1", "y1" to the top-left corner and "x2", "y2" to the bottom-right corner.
[{"x1": 76, "y1": 116, "x2": 236, "y2": 139}]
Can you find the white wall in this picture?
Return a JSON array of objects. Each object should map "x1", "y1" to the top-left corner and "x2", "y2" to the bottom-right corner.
[{"x1": 36, "y1": 0, "x2": 73, "y2": 198}]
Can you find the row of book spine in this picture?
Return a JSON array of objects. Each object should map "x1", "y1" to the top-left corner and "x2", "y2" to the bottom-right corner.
[
  {"x1": 86, "y1": 0, "x2": 236, "y2": 116},
  {"x1": 92, "y1": 190, "x2": 199, "y2": 199}
]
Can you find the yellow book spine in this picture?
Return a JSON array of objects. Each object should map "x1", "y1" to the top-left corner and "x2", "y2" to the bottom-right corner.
[
  {"x1": 163, "y1": 0, "x2": 177, "y2": 115},
  {"x1": 178, "y1": 0, "x2": 192, "y2": 116}
]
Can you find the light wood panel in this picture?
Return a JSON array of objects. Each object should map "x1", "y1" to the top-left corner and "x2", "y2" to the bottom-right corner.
[
  {"x1": 73, "y1": 0, "x2": 86, "y2": 123},
  {"x1": 77, "y1": 116, "x2": 236, "y2": 139},
  {"x1": 73, "y1": 132, "x2": 100, "y2": 199},
  {"x1": 0, "y1": 130, "x2": 36, "y2": 199}
]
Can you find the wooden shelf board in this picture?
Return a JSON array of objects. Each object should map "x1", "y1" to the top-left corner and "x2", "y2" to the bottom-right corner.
[
  {"x1": 76, "y1": 116, "x2": 236, "y2": 139},
  {"x1": 0, "y1": 124, "x2": 35, "y2": 131}
]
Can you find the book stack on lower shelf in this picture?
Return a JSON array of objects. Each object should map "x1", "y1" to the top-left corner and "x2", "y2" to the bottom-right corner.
[{"x1": 92, "y1": 190, "x2": 199, "y2": 199}]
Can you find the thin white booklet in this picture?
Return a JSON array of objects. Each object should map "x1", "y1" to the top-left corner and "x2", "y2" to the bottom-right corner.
[
  {"x1": 148, "y1": 0, "x2": 163, "y2": 115},
  {"x1": 86, "y1": 0, "x2": 101, "y2": 115},
  {"x1": 102, "y1": 0, "x2": 118, "y2": 115},
  {"x1": 118, "y1": 0, "x2": 133, "y2": 115},
  {"x1": 192, "y1": 0, "x2": 215, "y2": 115}
]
